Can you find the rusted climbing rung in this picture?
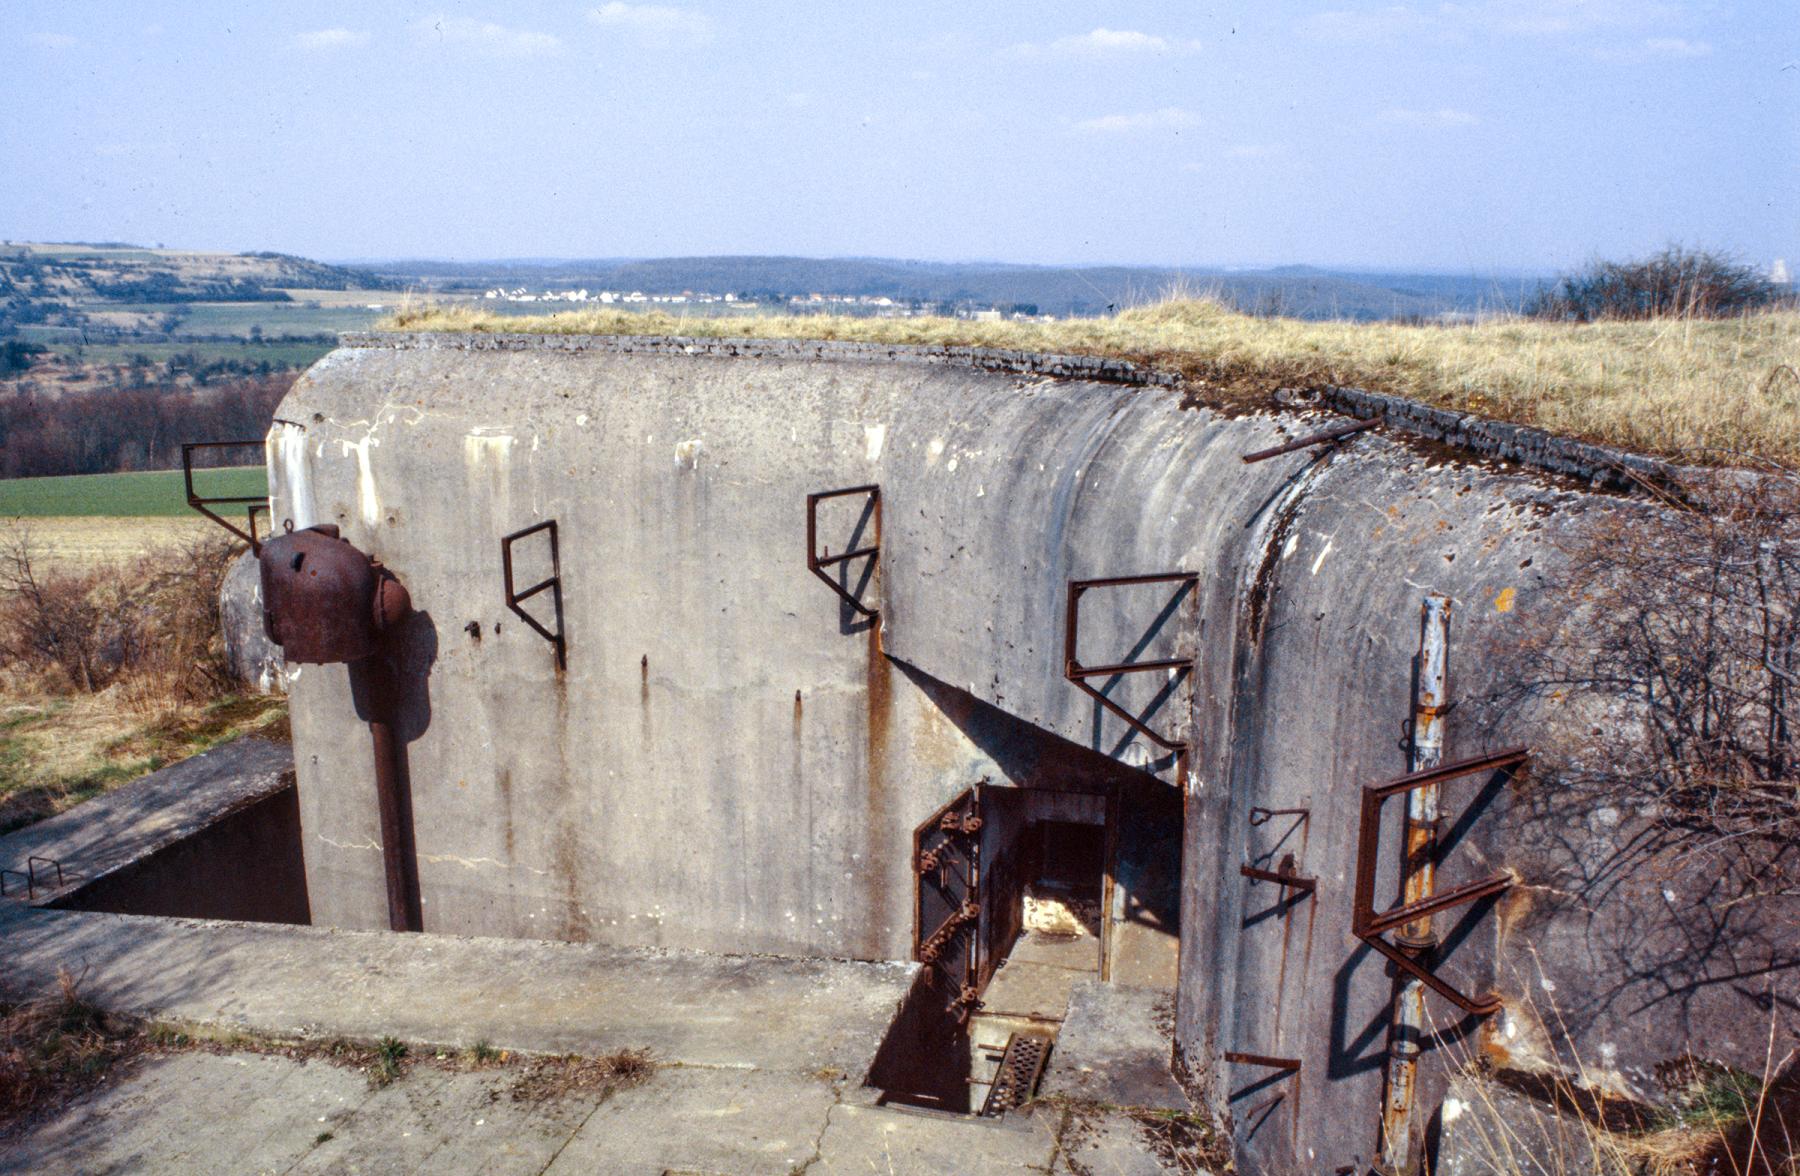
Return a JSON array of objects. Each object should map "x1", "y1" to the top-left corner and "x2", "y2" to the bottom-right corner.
[
  {"x1": 182, "y1": 440, "x2": 271, "y2": 552},
  {"x1": 1062, "y1": 572, "x2": 1198, "y2": 776},
  {"x1": 501, "y1": 520, "x2": 566, "y2": 670},
  {"x1": 1352, "y1": 746, "x2": 1530, "y2": 1015},
  {"x1": 805, "y1": 484, "x2": 881, "y2": 619}
]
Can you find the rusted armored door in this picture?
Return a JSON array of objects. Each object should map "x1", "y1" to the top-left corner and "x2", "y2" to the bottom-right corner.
[{"x1": 914, "y1": 787, "x2": 984, "y2": 1023}]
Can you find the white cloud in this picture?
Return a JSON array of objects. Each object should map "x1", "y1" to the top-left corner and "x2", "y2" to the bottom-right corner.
[
  {"x1": 1381, "y1": 107, "x2": 1480, "y2": 127},
  {"x1": 413, "y1": 15, "x2": 561, "y2": 57},
  {"x1": 1011, "y1": 27, "x2": 1202, "y2": 58},
  {"x1": 1075, "y1": 107, "x2": 1202, "y2": 134},
  {"x1": 26, "y1": 32, "x2": 78, "y2": 50},
  {"x1": 296, "y1": 28, "x2": 370, "y2": 52},
  {"x1": 589, "y1": 3, "x2": 713, "y2": 44}
]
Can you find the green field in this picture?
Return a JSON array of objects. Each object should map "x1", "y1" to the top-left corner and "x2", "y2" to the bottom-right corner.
[
  {"x1": 0, "y1": 466, "x2": 267, "y2": 517},
  {"x1": 20, "y1": 333, "x2": 335, "y2": 368},
  {"x1": 173, "y1": 300, "x2": 384, "y2": 337}
]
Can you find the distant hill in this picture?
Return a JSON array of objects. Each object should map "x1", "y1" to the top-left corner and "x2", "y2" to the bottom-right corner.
[
  {"x1": 0, "y1": 242, "x2": 397, "y2": 305},
  {"x1": 364, "y1": 255, "x2": 1544, "y2": 321}
]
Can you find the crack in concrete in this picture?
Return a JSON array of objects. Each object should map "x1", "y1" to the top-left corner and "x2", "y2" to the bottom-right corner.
[{"x1": 785, "y1": 1081, "x2": 844, "y2": 1175}]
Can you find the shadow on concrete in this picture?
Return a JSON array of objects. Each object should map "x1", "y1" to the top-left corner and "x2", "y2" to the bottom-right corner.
[
  {"x1": 891, "y1": 657, "x2": 1182, "y2": 937},
  {"x1": 349, "y1": 609, "x2": 438, "y2": 932}
]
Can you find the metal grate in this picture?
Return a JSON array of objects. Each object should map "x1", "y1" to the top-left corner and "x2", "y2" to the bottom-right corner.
[{"x1": 981, "y1": 1032, "x2": 1053, "y2": 1116}]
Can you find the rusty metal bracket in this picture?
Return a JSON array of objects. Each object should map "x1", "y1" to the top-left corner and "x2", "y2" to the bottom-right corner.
[
  {"x1": 1225, "y1": 1052, "x2": 1302, "y2": 1073},
  {"x1": 182, "y1": 440, "x2": 269, "y2": 552},
  {"x1": 805, "y1": 484, "x2": 881, "y2": 619},
  {"x1": 27, "y1": 856, "x2": 63, "y2": 891},
  {"x1": 1063, "y1": 572, "x2": 1198, "y2": 776},
  {"x1": 1241, "y1": 417, "x2": 1380, "y2": 464},
  {"x1": 1240, "y1": 860, "x2": 1317, "y2": 897},
  {"x1": 1249, "y1": 806, "x2": 1310, "y2": 827},
  {"x1": 501, "y1": 520, "x2": 566, "y2": 670},
  {"x1": 1352, "y1": 746, "x2": 1530, "y2": 1016},
  {"x1": 0, "y1": 868, "x2": 32, "y2": 899}
]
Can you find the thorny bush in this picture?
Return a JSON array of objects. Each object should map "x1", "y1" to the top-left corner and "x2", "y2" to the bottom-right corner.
[
  {"x1": 0, "y1": 527, "x2": 239, "y2": 702},
  {"x1": 1500, "y1": 468, "x2": 1799, "y2": 894}
]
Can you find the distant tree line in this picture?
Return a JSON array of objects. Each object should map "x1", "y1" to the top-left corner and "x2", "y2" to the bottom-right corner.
[
  {"x1": 84, "y1": 273, "x2": 293, "y2": 303},
  {"x1": 0, "y1": 340, "x2": 45, "y2": 376},
  {"x1": 0, "y1": 375, "x2": 289, "y2": 478},
  {"x1": 1529, "y1": 246, "x2": 1791, "y2": 322}
]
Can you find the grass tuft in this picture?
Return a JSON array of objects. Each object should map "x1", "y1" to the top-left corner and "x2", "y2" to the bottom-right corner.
[
  {"x1": 508, "y1": 1048, "x2": 655, "y2": 1103},
  {"x1": 0, "y1": 969, "x2": 143, "y2": 1136},
  {"x1": 383, "y1": 298, "x2": 1800, "y2": 467}
]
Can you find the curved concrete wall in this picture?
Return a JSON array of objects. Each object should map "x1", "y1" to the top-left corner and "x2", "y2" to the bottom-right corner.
[{"x1": 269, "y1": 333, "x2": 1791, "y2": 1174}]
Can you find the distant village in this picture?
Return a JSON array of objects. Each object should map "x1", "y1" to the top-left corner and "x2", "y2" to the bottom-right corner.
[{"x1": 478, "y1": 286, "x2": 1049, "y2": 322}]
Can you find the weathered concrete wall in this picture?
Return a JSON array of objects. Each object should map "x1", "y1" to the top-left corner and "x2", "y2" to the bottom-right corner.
[{"x1": 268, "y1": 334, "x2": 1795, "y2": 1174}]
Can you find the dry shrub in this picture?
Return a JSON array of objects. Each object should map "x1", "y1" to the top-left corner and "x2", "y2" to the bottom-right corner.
[
  {"x1": 1497, "y1": 468, "x2": 1799, "y2": 891},
  {"x1": 508, "y1": 1048, "x2": 654, "y2": 1103},
  {"x1": 0, "y1": 969, "x2": 141, "y2": 1136},
  {"x1": 0, "y1": 527, "x2": 238, "y2": 708},
  {"x1": 1530, "y1": 247, "x2": 1791, "y2": 323}
]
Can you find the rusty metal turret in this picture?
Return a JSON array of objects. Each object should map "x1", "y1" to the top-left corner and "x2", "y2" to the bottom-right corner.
[
  {"x1": 257, "y1": 519, "x2": 421, "y2": 934},
  {"x1": 258, "y1": 522, "x2": 412, "y2": 664}
]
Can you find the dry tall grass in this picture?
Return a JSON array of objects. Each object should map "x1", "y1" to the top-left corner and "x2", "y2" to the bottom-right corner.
[
  {"x1": 384, "y1": 300, "x2": 1800, "y2": 467},
  {"x1": 0, "y1": 526, "x2": 286, "y2": 833}
]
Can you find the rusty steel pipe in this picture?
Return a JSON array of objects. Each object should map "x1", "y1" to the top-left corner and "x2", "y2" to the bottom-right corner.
[
  {"x1": 361, "y1": 656, "x2": 422, "y2": 934},
  {"x1": 1380, "y1": 593, "x2": 1450, "y2": 1175},
  {"x1": 1240, "y1": 417, "x2": 1380, "y2": 464}
]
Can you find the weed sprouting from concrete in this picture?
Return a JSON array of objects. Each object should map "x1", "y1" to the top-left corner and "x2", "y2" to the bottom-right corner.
[
  {"x1": 508, "y1": 1048, "x2": 655, "y2": 1103},
  {"x1": 371, "y1": 1036, "x2": 408, "y2": 1087},
  {"x1": 1040, "y1": 1095, "x2": 1230, "y2": 1176}
]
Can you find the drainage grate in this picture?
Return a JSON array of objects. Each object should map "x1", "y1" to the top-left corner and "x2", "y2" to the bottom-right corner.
[{"x1": 981, "y1": 1032, "x2": 1052, "y2": 1116}]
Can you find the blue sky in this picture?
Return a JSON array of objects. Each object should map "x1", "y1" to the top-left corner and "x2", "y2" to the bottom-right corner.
[{"x1": 1, "y1": 2, "x2": 1793, "y2": 270}]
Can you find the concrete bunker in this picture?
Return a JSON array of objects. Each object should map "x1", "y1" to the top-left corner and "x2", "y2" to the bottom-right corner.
[{"x1": 141, "y1": 330, "x2": 1794, "y2": 1173}]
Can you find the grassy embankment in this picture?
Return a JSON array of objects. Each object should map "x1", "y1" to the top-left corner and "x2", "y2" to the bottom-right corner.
[
  {"x1": 387, "y1": 298, "x2": 1800, "y2": 467},
  {"x1": 0, "y1": 465, "x2": 282, "y2": 834}
]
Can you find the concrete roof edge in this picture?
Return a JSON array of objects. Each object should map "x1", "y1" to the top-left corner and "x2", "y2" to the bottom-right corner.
[
  {"x1": 338, "y1": 330, "x2": 1180, "y2": 388},
  {"x1": 337, "y1": 330, "x2": 1730, "y2": 499}
]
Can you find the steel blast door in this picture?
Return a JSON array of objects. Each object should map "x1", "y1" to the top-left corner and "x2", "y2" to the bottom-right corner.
[{"x1": 914, "y1": 786, "x2": 984, "y2": 1023}]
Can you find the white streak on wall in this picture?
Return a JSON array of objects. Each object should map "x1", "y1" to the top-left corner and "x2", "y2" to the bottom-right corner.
[
  {"x1": 864, "y1": 423, "x2": 887, "y2": 462},
  {"x1": 268, "y1": 421, "x2": 317, "y2": 530},
  {"x1": 463, "y1": 433, "x2": 515, "y2": 522},
  {"x1": 339, "y1": 437, "x2": 381, "y2": 527},
  {"x1": 463, "y1": 434, "x2": 515, "y2": 466}
]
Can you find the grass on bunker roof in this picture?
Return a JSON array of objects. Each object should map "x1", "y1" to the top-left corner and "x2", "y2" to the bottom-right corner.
[{"x1": 384, "y1": 298, "x2": 1800, "y2": 469}]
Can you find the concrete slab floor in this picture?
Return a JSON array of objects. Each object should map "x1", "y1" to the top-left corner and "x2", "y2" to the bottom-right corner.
[
  {"x1": 1039, "y1": 981, "x2": 1187, "y2": 1112},
  {"x1": 0, "y1": 1051, "x2": 1211, "y2": 1175},
  {"x1": 980, "y1": 930, "x2": 1099, "y2": 1021},
  {"x1": 0, "y1": 905, "x2": 912, "y2": 1076}
]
